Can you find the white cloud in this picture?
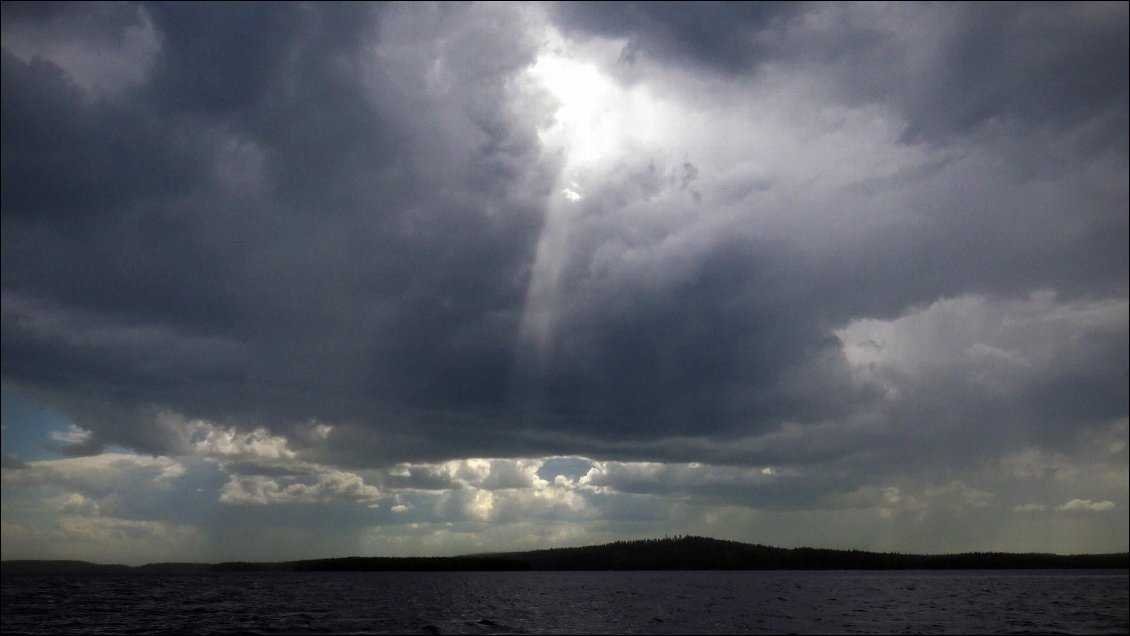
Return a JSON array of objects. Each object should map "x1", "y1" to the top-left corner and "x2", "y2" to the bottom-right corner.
[
  {"x1": 1057, "y1": 499, "x2": 1116, "y2": 513},
  {"x1": 838, "y1": 293, "x2": 1128, "y2": 380},
  {"x1": 385, "y1": 458, "x2": 592, "y2": 525},
  {"x1": 157, "y1": 412, "x2": 296, "y2": 462},
  {"x1": 50, "y1": 423, "x2": 92, "y2": 444},
  {"x1": 1, "y1": 453, "x2": 187, "y2": 495},
  {"x1": 218, "y1": 469, "x2": 380, "y2": 506},
  {"x1": 464, "y1": 488, "x2": 494, "y2": 520},
  {"x1": 149, "y1": 412, "x2": 382, "y2": 507},
  {"x1": 57, "y1": 492, "x2": 101, "y2": 517},
  {"x1": 387, "y1": 458, "x2": 549, "y2": 491}
]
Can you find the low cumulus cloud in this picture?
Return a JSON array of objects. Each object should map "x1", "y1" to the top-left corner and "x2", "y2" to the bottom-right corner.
[{"x1": 1057, "y1": 499, "x2": 1116, "y2": 513}]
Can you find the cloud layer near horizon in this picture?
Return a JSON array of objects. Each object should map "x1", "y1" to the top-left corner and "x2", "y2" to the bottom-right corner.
[{"x1": 2, "y1": 2, "x2": 1126, "y2": 562}]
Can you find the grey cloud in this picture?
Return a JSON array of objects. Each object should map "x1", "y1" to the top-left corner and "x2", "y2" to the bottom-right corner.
[
  {"x1": 50, "y1": 438, "x2": 105, "y2": 458},
  {"x1": 551, "y1": 1, "x2": 795, "y2": 72},
  {"x1": 580, "y1": 461, "x2": 807, "y2": 508},
  {"x1": 791, "y1": 2, "x2": 1129, "y2": 147},
  {"x1": 2, "y1": 294, "x2": 246, "y2": 388},
  {"x1": 1, "y1": 454, "x2": 190, "y2": 513},
  {"x1": 383, "y1": 464, "x2": 459, "y2": 492},
  {"x1": 892, "y1": 2, "x2": 1128, "y2": 144},
  {"x1": 0, "y1": 0, "x2": 1126, "y2": 530},
  {"x1": 2, "y1": 2, "x2": 553, "y2": 458},
  {"x1": 0, "y1": 50, "x2": 206, "y2": 220},
  {"x1": 1, "y1": 2, "x2": 147, "y2": 46},
  {"x1": 220, "y1": 461, "x2": 309, "y2": 479},
  {"x1": 0, "y1": 451, "x2": 26, "y2": 469},
  {"x1": 836, "y1": 294, "x2": 1128, "y2": 473},
  {"x1": 558, "y1": 2, "x2": 1128, "y2": 147},
  {"x1": 1, "y1": 2, "x2": 160, "y2": 98},
  {"x1": 512, "y1": 236, "x2": 869, "y2": 441}
]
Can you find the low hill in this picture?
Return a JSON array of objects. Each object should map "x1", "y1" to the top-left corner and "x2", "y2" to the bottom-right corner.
[
  {"x1": 0, "y1": 560, "x2": 133, "y2": 575},
  {"x1": 487, "y1": 536, "x2": 1129, "y2": 570},
  {"x1": 3, "y1": 536, "x2": 1126, "y2": 574}
]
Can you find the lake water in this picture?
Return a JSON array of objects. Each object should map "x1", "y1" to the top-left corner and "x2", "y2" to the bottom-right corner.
[{"x1": 2, "y1": 570, "x2": 1126, "y2": 634}]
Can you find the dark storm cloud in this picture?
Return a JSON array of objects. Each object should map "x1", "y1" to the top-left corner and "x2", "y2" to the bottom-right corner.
[
  {"x1": 508, "y1": 1, "x2": 1125, "y2": 473},
  {"x1": 830, "y1": 2, "x2": 1128, "y2": 148},
  {"x1": 558, "y1": 2, "x2": 1127, "y2": 146},
  {"x1": 549, "y1": 1, "x2": 1127, "y2": 314},
  {"x1": 511, "y1": 238, "x2": 867, "y2": 440},
  {"x1": 880, "y1": 2, "x2": 1129, "y2": 145},
  {"x1": 2, "y1": 2, "x2": 550, "y2": 459},
  {"x1": 1, "y1": 1, "x2": 1126, "y2": 483},
  {"x1": 0, "y1": 52, "x2": 203, "y2": 218},
  {"x1": 551, "y1": 1, "x2": 795, "y2": 72},
  {"x1": 0, "y1": 1, "x2": 146, "y2": 46}
]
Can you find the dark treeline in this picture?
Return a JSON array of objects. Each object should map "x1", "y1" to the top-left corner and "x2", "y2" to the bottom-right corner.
[
  {"x1": 3, "y1": 536, "x2": 1127, "y2": 574},
  {"x1": 502, "y1": 536, "x2": 1129, "y2": 571}
]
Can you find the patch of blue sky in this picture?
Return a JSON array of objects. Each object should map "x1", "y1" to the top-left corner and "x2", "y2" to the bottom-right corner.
[
  {"x1": 537, "y1": 456, "x2": 593, "y2": 483},
  {"x1": 0, "y1": 391, "x2": 137, "y2": 461},
  {"x1": 2, "y1": 390, "x2": 76, "y2": 462}
]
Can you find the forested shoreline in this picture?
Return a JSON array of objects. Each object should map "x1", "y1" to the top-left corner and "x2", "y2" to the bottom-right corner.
[{"x1": 4, "y1": 536, "x2": 1127, "y2": 574}]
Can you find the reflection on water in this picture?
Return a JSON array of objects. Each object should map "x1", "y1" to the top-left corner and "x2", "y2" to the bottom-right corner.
[{"x1": 3, "y1": 570, "x2": 1127, "y2": 634}]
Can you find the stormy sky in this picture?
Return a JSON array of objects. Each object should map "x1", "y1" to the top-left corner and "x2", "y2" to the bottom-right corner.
[{"x1": 2, "y1": 1, "x2": 1126, "y2": 564}]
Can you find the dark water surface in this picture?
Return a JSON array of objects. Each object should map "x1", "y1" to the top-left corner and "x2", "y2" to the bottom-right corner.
[{"x1": 3, "y1": 570, "x2": 1127, "y2": 634}]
